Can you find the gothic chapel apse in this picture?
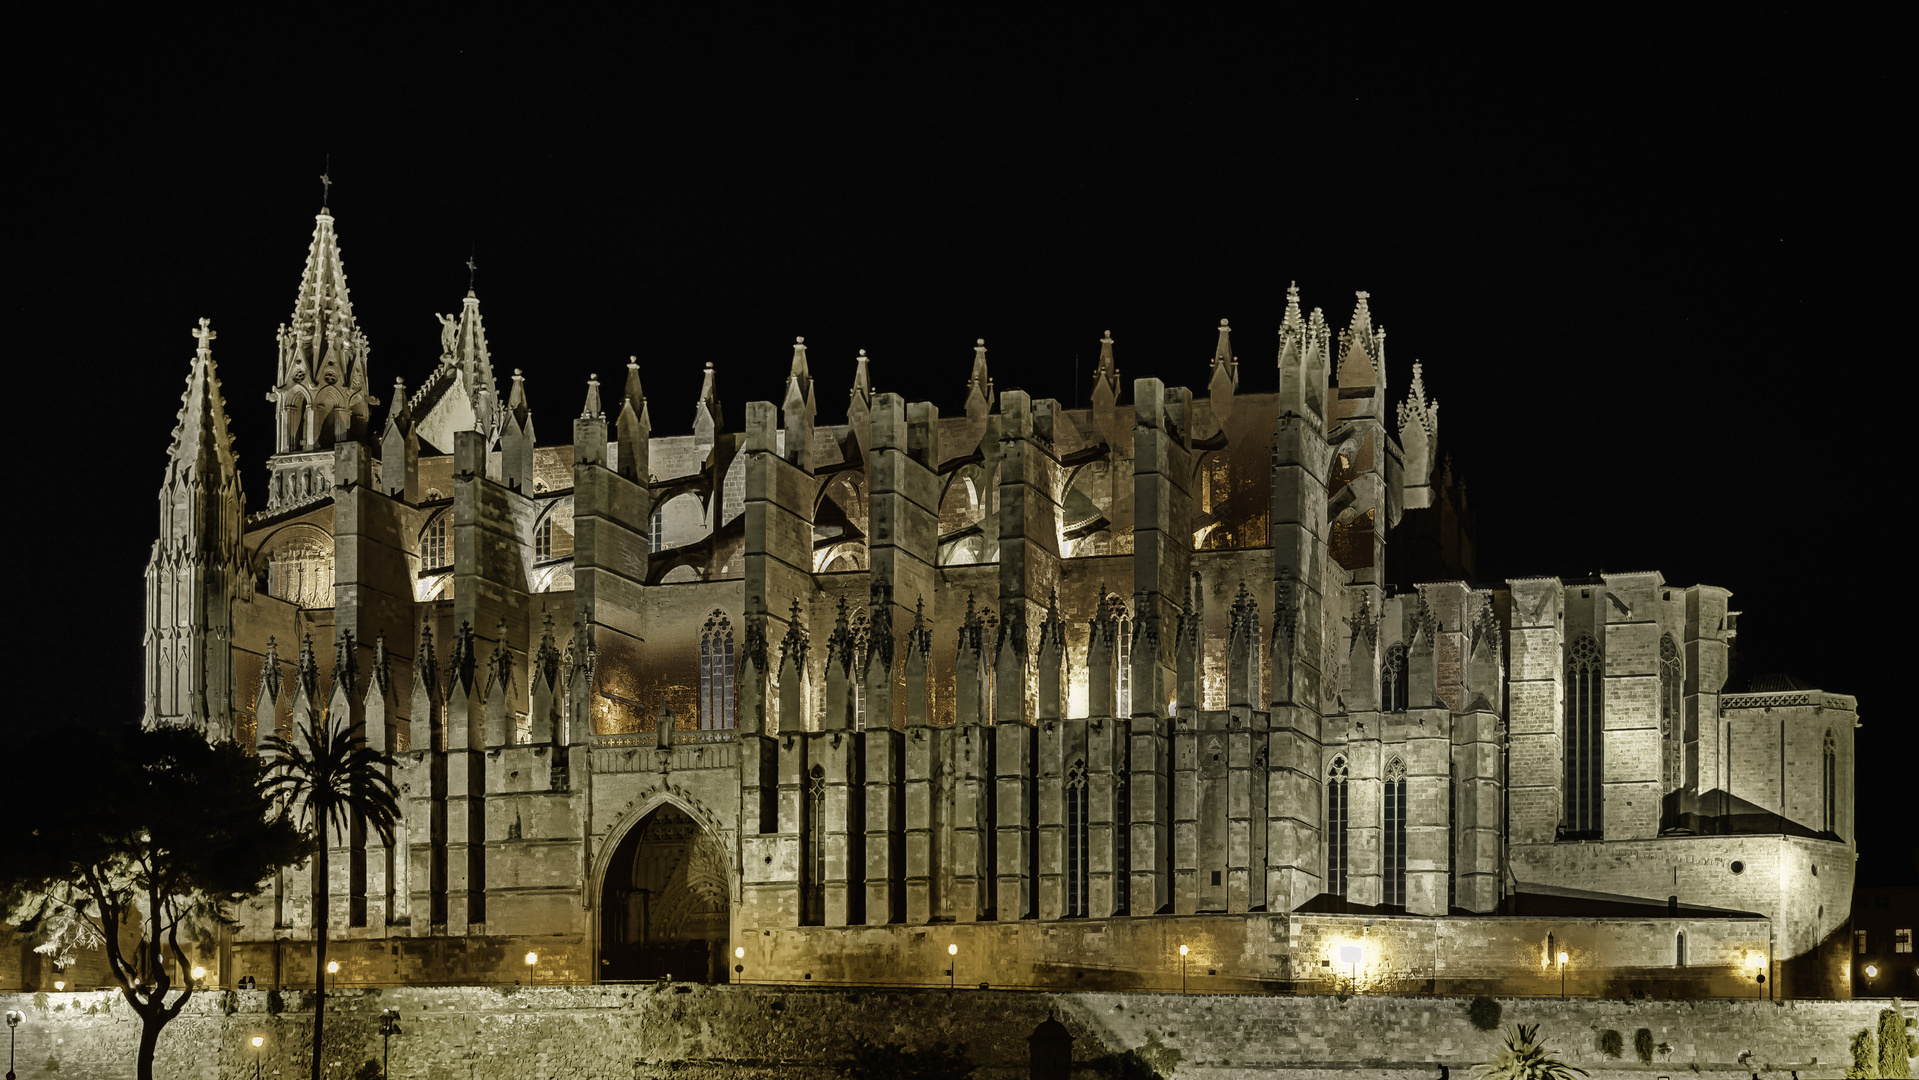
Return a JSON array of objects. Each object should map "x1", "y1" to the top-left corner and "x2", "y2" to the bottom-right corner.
[{"x1": 142, "y1": 203, "x2": 1860, "y2": 996}]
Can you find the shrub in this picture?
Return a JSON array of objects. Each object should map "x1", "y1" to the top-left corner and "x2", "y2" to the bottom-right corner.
[
  {"x1": 265, "y1": 990, "x2": 285, "y2": 1016},
  {"x1": 1468, "y1": 996, "x2": 1504, "y2": 1032},
  {"x1": 1474, "y1": 1024, "x2": 1589, "y2": 1080},
  {"x1": 1599, "y1": 1030, "x2": 1624, "y2": 1058},
  {"x1": 1634, "y1": 1029, "x2": 1656, "y2": 1064},
  {"x1": 1849, "y1": 1027, "x2": 1879, "y2": 1079},
  {"x1": 1881, "y1": 1004, "x2": 1913, "y2": 1080}
]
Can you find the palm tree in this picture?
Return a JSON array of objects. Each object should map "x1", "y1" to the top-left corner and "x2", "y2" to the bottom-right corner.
[
  {"x1": 262, "y1": 713, "x2": 399, "y2": 1080},
  {"x1": 1475, "y1": 1024, "x2": 1590, "y2": 1080}
]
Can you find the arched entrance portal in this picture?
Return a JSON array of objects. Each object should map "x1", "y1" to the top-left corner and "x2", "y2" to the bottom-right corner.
[{"x1": 599, "y1": 804, "x2": 728, "y2": 983}]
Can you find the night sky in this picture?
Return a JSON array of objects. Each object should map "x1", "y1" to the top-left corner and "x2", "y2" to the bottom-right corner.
[{"x1": 14, "y1": 21, "x2": 1907, "y2": 881}]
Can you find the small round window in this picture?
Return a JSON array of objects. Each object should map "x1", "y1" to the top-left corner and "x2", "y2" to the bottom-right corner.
[{"x1": 1729, "y1": 860, "x2": 1745, "y2": 875}]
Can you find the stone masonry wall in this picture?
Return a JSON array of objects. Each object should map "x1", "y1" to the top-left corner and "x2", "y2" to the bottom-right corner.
[{"x1": 0, "y1": 985, "x2": 1907, "y2": 1080}]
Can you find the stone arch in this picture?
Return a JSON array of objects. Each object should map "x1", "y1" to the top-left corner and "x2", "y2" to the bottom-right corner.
[{"x1": 592, "y1": 791, "x2": 734, "y2": 984}]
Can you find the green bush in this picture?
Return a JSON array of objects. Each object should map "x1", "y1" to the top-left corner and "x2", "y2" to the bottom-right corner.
[
  {"x1": 1599, "y1": 1030, "x2": 1623, "y2": 1058},
  {"x1": 1849, "y1": 1027, "x2": 1879, "y2": 1079},
  {"x1": 1468, "y1": 996, "x2": 1503, "y2": 1032},
  {"x1": 1634, "y1": 1029, "x2": 1655, "y2": 1064},
  {"x1": 1881, "y1": 1004, "x2": 1912, "y2": 1080}
]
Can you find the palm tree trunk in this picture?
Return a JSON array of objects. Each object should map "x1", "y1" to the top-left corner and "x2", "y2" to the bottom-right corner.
[{"x1": 312, "y1": 816, "x2": 328, "y2": 1080}]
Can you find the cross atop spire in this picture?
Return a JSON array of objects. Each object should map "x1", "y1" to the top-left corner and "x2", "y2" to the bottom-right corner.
[
  {"x1": 319, "y1": 169, "x2": 332, "y2": 209},
  {"x1": 192, "y1": 317, "x2": 216, "y2": 354}
]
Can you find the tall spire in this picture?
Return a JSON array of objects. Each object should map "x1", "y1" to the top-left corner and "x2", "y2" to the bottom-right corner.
[
  {"x1": 270, "y1": 207, "x2": 373, "y2": 454},
  {"x1": 964, "y1": 338, "x2": 994, "y2": 418},
  {"x1": 850, "y1": 349, "x2": 872, "y2": 413},
  {"x1": 1091, "y1": 329, "x2": 1121, "y2": 408},
  {"x1": 147, "y1": 319, "x2": 246, "y2": 739},
  {"x1": 616, "y1": 356, "x2": 650, "y2": 484},
  {"x1": 1209, "y1": 318, "x2": 1239, "y2": 398}
]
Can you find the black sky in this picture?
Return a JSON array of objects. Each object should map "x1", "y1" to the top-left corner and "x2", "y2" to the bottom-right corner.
[{"x1": 11, "y1": 18, "x2": 1908, "y2": 880}]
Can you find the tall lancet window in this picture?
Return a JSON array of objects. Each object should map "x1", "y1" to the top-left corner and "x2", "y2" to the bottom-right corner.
[
  {"x1": 1383, "y1": 757, "x2": 1408, "y2": 907},
  {"x1": 1065, "y1": 760, "x2": 1090, "y2": 917},
  {"x1": 649, "y1": 506, "x2": 664, "y2": 552},
  {"x1": 1659, "y1": 634, "x2": 1682, "y2": 793},
  {"x1": 1380, "y1": 643, "x2": 1408, "y2": 712},
  {"x1": 534, "y1": 518, "x2": 553, "y2": 560},
  {"x1": 1564, "y1": 634, "x2": 1604, "y2": 838},
  {"x1": 803, "y1": 764, "x2": 826, "y2": 925},
  {"x1": 700, "y1": 611, "x2": 736, "y2": 730},
  {"x1": 1116, "y1": 616, "x2": 1133, "y2": 717},
  {"x1": 1448, "y1": 759, "x2": 1459, "y2": 912},
  {"x1": 1822, "y1": 730, "x2": 1837, "y2": 835},
  {"x1": 423, "y1": 514, "x2": 449, "y2": 570},
  {"x1": 1327, "y1": 756, "x2": 1351, "y2": 898}
]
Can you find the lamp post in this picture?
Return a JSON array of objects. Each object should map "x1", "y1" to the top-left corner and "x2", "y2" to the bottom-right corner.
[
  {"x1": 947, "y1": 943, "x2": 959, "y2": 990},
  {"x1": 1178, "y1": 945, "x2": 1189, "y2": 995},
  {"x1": 7, "y1": 1009, "x2": 22, "y2": 1080},
  {"x1": 734, "y1": 946, "x2": 745, "y2": 985},
  {"x1": 1337, "y1": 945, "x2": 1362, "y2": 992},
  {"x1": 325, "y1": 959, "x2": 339, "y2": 991},
  {"x1": 1864, "y1": 964, "x2": 1878, "y2": 994},
  {"x1": 524, "y1": 951, "x2": 539, "y2": 988},
  {"x1": 1558, "y1": 951, "x2": 1569, "y2": 999},
  {"x1": 378, "y1": 1009, "x2": 400, "y2": 1080},
  {"x1": 249, "y1": 1035, "x2": 264, "y2": 1080},
  {"x1": 1748, "y1": 953, "x2": 1766, "y2": 1000},
  {"x1": 191, "y1": 965, "x2": 206, "y2": 990}
]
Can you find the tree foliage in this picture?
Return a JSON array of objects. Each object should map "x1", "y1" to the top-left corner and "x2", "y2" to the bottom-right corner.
[
  {"x1": 261, "y1": 712, "x2": 399, "y2": 1080},
  {"x1": 1849, "y1": 1028, "x2": 1880, "y2": 1079},
  {"x1": 1474, "y1": 1024, "x2": 1590, "y2": 1080},
  {"x1": 1598, "y1": 1030, "x2": 1623, "y2": 1058},
  {"x1": 0, "y1": 723, "x2": 306, "y2": 1080},
  {"x1": 1468, "y1": 996, "x2": 1504, "y2": 1032},
  {"x1": 1880, "y1": 1003, "x2": 1913, "y2": 1080},
  {"x1": 1633, "y1": 1028, "x2": 1656, "y2": 1064}
]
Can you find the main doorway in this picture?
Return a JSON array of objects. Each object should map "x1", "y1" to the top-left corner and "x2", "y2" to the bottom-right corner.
[{"x1": 599, "y1": 803, "x2": 729, "y2": 983}]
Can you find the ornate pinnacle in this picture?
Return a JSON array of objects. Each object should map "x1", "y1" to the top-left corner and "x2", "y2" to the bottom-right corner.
[{"x1": 261, "y1": 637, "x2": 284, "y2": 700}]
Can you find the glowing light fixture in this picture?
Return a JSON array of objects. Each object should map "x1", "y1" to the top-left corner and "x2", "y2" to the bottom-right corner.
[
  {"x1": 326, "y1": 961, "x2": 339, "y2": 974},
  {"x1": 191, "y1": 966, "x2": 206, "y2": 981},
  {"x1": 947, "y1": 943, "x2": 959, "y2": 990},
  {"x1": 1865, "y1": 964, "x2": 1879, "y2": 978},
  {"x1": 252, "y1": 1036, "x2": 265, "y2": 1048},
  {"x1": 947, "y1": 943, "x2": 958, "y2": 956},
  {"x1": 53, "y1": 981, "x2": 64, "y2": 991},
  {"x1": 525, "y1": 952, "x2": 539, "y2": 967},
  {"x1": 1337, "y1": 945, "x2": 1362, "y2": 965},
  {"x1": 735, "y1": 947, "x2": 745, "y2": 959}
]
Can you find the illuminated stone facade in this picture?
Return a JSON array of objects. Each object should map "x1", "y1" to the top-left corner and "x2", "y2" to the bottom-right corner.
[{"x1": 136, "y1": 206, "x2": 1859, "y2": 998}]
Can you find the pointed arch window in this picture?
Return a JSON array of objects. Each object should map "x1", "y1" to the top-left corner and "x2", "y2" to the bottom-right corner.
[
  {"x1": 700, "y1": 611, "x2": 736, "y2": 730},
  {"x1": 1822, "y1": 729, "x2": 1837, "y2": 835},
  {"x1": 1675, "y1": 930, "x2": 1687, "y2": 967},
  {"x1": 1384, "y1": 757, "x2": 1408, "y2": 907},
  {"x1": 1659, "y1": 634, "x2": 1682, "y2": 793},
  {"x1": 1066, "y1": 760, "x2": 1090, "y2": 917},
  {"x1": 535, "y1": 518, "x2": 553, "y2": 560},
  {"x1": 649, "y1": 506, "x2": 664, "y2": 552},
  {"x1": 803, "y1": 763, "x2": 826, "y2": 925},
  {"x1": 1381, "y1": 643, "x2": 1408, "y2": 712},
  {"x1": 423, "y1": 513, "x2": 449, "y2": 570},
  {"x1": 1327, "y1": 756, "x2": 1350, "y2": 898},
  {"x1": 1564, "y1": 634, "x2": 1604, "y2": 838}
]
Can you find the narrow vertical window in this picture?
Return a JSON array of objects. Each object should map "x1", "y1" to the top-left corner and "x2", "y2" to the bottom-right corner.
[
  {"x1": 1448, "y1": 759, "x2": 1459, "y2": 911},
  {"x1": 1676, "y1": 931, "x2": 1687, "y2": 967},
  {"x1": 1327, "y1": 756, "x2": 1350, "y2": 898},
  {"x1": 1659, "y1": 634, "x2": 1682, "y2": 793},
  {"x1": 1066, "y1": 760, "x2": 1089, "y2": 917},
  {"x1": 1564, "y1": 634, "x2": 1604, "y2": 837},
  {"x1": 535, "y1": 518, "x2": 553, "y2": 560},
  {"x1": 1822, "y1": 730, "x2": 1836, "y2": 835},
  {"x1": 424, "y1": 514, "x2": 448, "y2": 569},
  {"x1": 649, "y1": 506, "x2": 663, "y2": 552},
  {"x1": 700, "y1": 611, "x2": 735, "y2": 730},
  {"x1": 1116, "y1": 617, "x2": 1133, "y2": 717},
  {"x1": 1381, "y1": 643, "x2": 1408, "y2": 712},
  {"x1": 804, "y1": 764, "x2": 826, "y2": 924},
  {"x1": 1384, "y1": 757, "x2": 1408, "y2": 907}
]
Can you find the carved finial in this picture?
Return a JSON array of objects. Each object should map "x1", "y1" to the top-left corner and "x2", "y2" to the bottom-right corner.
[
  {"x1": 581, "y1": 373, "x2": 603, "y2": 419},
  {"x1": 192, "y1": 317, "x2": 217, "y2": 353}
]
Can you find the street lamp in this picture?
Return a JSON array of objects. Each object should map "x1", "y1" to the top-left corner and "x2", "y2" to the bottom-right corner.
[
  {"x1": 325, "y1": 960, "x2": 339, "y2": 992},
  {"x1": 1557, "y1": 951, "x2": 1569, "y2": 999},
  {"x1": 249, "y1": 1035, "x2": 264, "y2": 1080},
  {"x1": 947, "y1": 943, "x2": 959, "y2": 990},
  {"x1": 734, "y1": 946, "x2": 745, "y2": 985},
  {"x1": 524, "y1": 952, "x2": 539, "y2": 987},
  {"x1": 1338, "y1": 945, "x2": 1362, "y2": 990},
  {"x1": 1747, "y1": 952, "x2": 1767, "y2": 1000},
  {"x1": 1178, "y1": 945, "x2": 1189, "y2": 995},
  {"x1": 1864, "y1": 964, "x2": 1878, "y2": 993},
  {"x1": 191, "y1": 966, "x2": 206, "y2": 989},
  {"x1": 7, "y1": 1009, "x2": 23, "y2": 1080},
  {"x1": 378, "y1": 1009, "x2": 401, "y2": 1079}
]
